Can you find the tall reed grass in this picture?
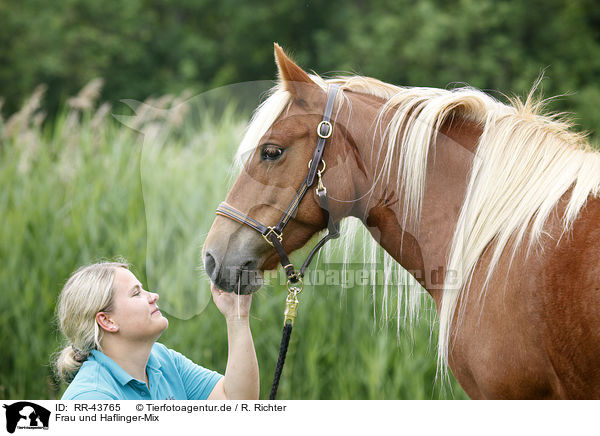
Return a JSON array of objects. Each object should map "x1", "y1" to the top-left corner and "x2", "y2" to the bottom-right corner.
[{"x1": 0, "y1": 81, "x2": 467, "y2": 399}]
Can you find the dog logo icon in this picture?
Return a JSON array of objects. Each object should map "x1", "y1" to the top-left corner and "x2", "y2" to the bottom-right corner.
[{"x1": 3, "y1": 402, "x2": 50, "y2": 433}]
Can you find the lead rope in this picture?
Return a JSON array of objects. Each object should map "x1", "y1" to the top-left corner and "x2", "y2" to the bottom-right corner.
[
  {"x1": 269, "y1": 279, "x2": 302, "y2": 400},
  {"x1": 268, "y1": 156, "x2": 338, "y2": 399}
]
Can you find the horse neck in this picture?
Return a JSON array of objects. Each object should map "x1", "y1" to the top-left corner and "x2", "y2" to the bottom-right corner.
[{"x1": 347, "y1": 95, "x2": 482, "y2": 304}]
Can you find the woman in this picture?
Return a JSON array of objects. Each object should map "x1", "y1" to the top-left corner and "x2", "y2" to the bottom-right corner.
[{"x1": 55, "y1": 261, "x2": 259, "y2": 400}]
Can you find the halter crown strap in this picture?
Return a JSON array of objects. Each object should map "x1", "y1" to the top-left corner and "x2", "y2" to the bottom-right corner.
[
  {"x1": 273, "y1": 84, "x2": 340, "y2": 234},
  {"x1": 306, "y1": 84, "x2": 339, "y2": 186}
]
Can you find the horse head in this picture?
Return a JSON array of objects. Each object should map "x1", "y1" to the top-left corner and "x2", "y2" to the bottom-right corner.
[{"x1": 203, "y1": 44, "x2": 361, "y2": 294}]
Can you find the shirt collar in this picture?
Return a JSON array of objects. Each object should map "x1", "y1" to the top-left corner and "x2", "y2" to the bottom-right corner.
[
  {"x1": 147, "y1": 347, "x2": 161, "y2": 371},
  {"x1": 89, "y1": 348, "x2": 162, "y2": 386}
]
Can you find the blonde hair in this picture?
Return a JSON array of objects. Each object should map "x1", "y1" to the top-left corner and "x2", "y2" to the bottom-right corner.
[{"x1": 54, "y1": 261, "x2": 129, "y2": 382}]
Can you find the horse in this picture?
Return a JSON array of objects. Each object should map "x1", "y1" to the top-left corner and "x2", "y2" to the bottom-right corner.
[{"x1": 203, "y1": 43, "x2": 600, "y2": 399}]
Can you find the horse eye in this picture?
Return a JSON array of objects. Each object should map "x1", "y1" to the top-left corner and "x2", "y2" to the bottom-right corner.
[{"x1": 260, "y1": 145, "x2": 284, "y2": 161}]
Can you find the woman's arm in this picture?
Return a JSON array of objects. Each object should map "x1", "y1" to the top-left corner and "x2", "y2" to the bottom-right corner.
[{"x1": 208, "y1": 284, "x2": 259, "y2": 400}]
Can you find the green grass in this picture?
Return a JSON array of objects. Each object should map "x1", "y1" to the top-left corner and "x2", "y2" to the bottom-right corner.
[{"x1": 0, "y1": 86, "x2": 467, "y2": 400}]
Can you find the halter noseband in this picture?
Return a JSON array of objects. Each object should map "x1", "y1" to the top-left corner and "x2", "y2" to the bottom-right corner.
[{"x1": 215, "y1": 84, "x2": 341, "y2": 285}]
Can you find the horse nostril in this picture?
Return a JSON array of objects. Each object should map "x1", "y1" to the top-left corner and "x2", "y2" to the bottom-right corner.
[{"x1": 204, "y1": 251, "x2": 217, "y2": 278}]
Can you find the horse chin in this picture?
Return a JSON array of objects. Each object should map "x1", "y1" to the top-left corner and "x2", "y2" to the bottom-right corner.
[
  {"x1": 234, "y1": 281, "x2": 262, "y2": 295},
  {"x1": 261, "y1": 253, "x2": 281, "y2": 271}
]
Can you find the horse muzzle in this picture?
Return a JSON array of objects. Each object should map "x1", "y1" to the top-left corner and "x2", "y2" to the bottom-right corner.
[{"x1": 203, "y1": 226, "x2": 266, "y2": 294}]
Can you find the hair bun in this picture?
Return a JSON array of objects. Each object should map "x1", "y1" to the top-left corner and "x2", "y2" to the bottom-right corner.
[{"x1": 72, "y1": 346, "x2": 90, "y2": 362}]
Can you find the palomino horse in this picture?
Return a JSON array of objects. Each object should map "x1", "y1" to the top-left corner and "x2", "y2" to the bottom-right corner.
[{"x1": 203, "y1": 44, "x2": 600, "y2": 399}]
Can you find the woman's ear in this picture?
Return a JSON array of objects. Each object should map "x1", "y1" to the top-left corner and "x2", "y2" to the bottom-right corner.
[{"x1": 96, "y1": 312, "x2": 119, "y2": 333}]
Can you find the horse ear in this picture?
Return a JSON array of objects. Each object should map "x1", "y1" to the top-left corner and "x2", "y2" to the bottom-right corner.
[{"x1": 274, "y1": 43, "x2": 320, "y2": 101}]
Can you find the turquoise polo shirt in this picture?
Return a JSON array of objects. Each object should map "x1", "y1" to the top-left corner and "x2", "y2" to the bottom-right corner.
[{"x1": 61, "y1": 343, "x2": 223, "y2": 400}]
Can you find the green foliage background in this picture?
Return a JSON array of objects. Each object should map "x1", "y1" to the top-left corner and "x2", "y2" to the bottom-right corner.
[
  {"x1": 0, "y1": 91, "x2": 467, "y2": 399},
  {"x1": 1, "y1": 0, "x2": 600, "y2": 140},
  {"x1": 1, "y1": 0, "x2": 599, "y2": 400}
]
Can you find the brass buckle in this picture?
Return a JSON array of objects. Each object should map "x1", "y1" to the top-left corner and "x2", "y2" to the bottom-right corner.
[
  {"x1": 262, "y1": 226, "x2": 282, "y2": 247},
  {"x1": 317, "y1": 120, "x2": 333, "y2": 139}
]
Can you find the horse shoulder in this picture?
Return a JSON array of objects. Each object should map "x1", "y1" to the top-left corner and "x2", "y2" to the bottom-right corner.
[
  {"x1": 538, "y1": 195, "x2": 600, "y2": 398},
  {"x1": 449, "y1": 195, "x2": 600, "y2": 398}
]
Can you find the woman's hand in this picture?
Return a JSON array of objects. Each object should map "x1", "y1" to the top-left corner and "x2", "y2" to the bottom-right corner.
[
  {"x1": 208, "y1": 282, "x2": 259, "y2": 400},
  {"x1": 210, "y1": 283, "x2": 253, "y2": 321}
]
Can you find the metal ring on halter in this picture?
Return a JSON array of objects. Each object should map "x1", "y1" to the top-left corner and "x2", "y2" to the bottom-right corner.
[
  {"x1": 286, "y1": 276, "x2": 303, "y2": 294},
  {"x1": 307, "y1": 159, "x2": 326, "y2": 174},
  {"x1": 317, "y1": 120, "x2": 333, "y2": 139}
]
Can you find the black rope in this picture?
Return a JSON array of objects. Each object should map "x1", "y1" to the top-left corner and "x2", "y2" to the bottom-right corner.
[{"x1": 269, "y1": 321, "x2": 293, "y2": 400}]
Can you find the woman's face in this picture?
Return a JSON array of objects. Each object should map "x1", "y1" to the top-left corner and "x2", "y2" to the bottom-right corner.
[{"x1": 105, "y1": 268, "x2": 169, "y2": 342}]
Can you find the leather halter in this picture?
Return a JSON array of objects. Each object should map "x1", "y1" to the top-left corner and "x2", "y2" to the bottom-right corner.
[{"x1": 215, "y1": 84, "x2": 341, "y2": 284}]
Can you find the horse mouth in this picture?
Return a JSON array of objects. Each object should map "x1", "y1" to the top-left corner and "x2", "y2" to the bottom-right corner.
[
  {"x1": 223, "y1": 254, "x2": 283, "y2": 294},
  {"x1": 233, "y1": 262, "x2": 263, "y2": 295}
]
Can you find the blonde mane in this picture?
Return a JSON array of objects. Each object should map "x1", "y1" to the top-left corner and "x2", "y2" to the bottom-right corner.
[{"x1": 236, "y1": 74, "x2": 600, "y2": 373}]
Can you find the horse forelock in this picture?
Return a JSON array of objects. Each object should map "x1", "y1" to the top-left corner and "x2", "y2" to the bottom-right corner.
[{"x1": 233, "y1": 72, "x2": 600, "y2": 376}]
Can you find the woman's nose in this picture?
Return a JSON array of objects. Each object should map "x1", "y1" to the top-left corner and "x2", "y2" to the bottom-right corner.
[{"x1": 148, "y1": 291, "x2": 159, "y2": 303}]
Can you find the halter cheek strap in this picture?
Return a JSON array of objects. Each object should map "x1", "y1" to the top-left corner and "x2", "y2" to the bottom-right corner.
[{"x1": 216, "y1": 84, "x2": 341, "y2": 283}]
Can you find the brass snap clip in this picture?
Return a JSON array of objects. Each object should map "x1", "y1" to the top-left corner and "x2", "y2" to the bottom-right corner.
[
  {"x1": 308, "y1": 159, "x2": 327, "y2": 195},
  {"x1": 284, "y1": 277, "x2": 303, "y2": 326}
]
